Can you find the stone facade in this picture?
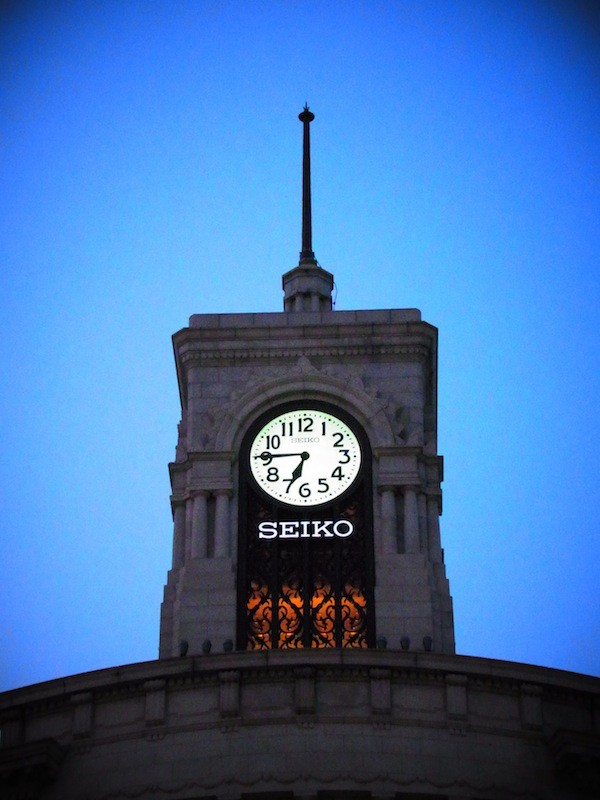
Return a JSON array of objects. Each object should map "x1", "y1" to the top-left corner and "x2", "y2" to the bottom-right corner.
[
  {"x1": 1, "y1": 650, "x2": 599, "y2": 799},
  {"x1": 159, "y1": 307, "x2": 454, "y2": 659}
]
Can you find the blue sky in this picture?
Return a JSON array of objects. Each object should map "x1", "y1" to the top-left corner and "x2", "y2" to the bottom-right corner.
[{"x1": 1, "y1": 0, "x2": 599, "y2": 690}]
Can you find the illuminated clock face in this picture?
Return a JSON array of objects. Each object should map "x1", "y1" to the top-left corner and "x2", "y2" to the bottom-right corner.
[{"x1": 249, "y1": 408, "x2": 362, "y2": 507}]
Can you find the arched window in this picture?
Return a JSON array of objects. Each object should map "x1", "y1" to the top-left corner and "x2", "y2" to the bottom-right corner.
[{"x1": 237, "y1": 402, "x2": 375, "y2": 649}]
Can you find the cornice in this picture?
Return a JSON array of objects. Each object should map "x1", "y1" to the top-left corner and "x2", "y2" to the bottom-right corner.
[
  {"x1": 374, "y1": 446, "x2": 423, "y2": 458},
  {"x1": 182, "y1": 309, "x2": 430, "y2": 331},
  {"x1": 178, "y1": 343, "x2": 431, "y2": 366},
  {"x1": 2, "y1": 651, "x2": 598, "y2": 713},
  {"x1": 169, "y1": 451, "x2": 236, "y2": 469}
]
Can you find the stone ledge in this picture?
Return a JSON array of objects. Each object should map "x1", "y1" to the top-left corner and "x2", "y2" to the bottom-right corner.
[
  {"x1": 187, "y1": 309, "x2": 423, "y2": 329},
  {"x1": 177, "y1": 344, "x2": 433, "y2": 366},
  {"x1": 2, "y1": 651, "x2": 597, "y2": 711}
]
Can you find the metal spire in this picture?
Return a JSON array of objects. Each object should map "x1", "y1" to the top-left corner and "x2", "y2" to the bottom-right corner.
[
  {"x1": 298, "y1": 104, "x2": 317, "y2": 265},
  {"x1": 282, "y1": 105, "x2": 333, "y2": 312}
]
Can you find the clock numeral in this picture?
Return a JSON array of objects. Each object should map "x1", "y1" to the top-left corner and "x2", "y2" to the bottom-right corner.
[
  {"x1": 281, "y1": 417, "x2": 314, "y2": 435},
  {"x1": 298, "y1": 416, "x2": 313, "y2": 433},
  {"x1": 298, "y1": 482, "x2": 311, "y2": 498},
  {"x1": 338, "y1": 449, "x2": 350, "y2": 464},
  {"x1": 332, "y1": 432, "x2": 344, "y2": 448},
  {"x1": 318, "y1": 478, "x2": 329, "y2": 493},
  {"x1": 266, "y1": 434, "x2": 281, "y2": 450},
  {"x1": 331, "y1": 466, "x2": 345, "y2": 481},
  {"x1": 321, "y1": 421, "x2": 327, "y2": 435},
  {"x1": 267, "y1": 467, "x2": 279, "y2": 482}
]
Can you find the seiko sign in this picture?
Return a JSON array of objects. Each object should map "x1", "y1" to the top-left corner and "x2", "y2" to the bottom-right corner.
[{"x1": 257, "y1": 519, "x2": 354, "y2": 539}]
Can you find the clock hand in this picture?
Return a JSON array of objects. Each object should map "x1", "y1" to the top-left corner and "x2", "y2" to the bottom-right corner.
[
  {"x1": 284, "y1": 452, "x2": 310, "y2": 492},
  {"x1": 254, "y1": 450, "x2": 309, "y2": 465}
]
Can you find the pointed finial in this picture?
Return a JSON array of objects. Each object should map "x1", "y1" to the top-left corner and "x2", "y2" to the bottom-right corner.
[
  {"x1": 299, "y1": 103, "x2": 315, "y2": 124},
  {"x1": 282, "y1": 106, "x2": 334, "y2": 312},
  {"x1": 298, "y1": 104, "x2": 316, "y2": 265}
]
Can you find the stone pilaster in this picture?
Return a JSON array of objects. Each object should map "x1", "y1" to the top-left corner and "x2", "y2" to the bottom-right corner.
[
  {"x1": 171, "y1": 502, "x2": 186, "y2": 570},
  {"x1": 403, "y1": 486, "x2": 420, "y2": 553},
  {"x1": 190, "y1": 490, "x2": 209, "y2": 559},
  {"x1": 214, "y1": 489, "x2": 231, "y2": 558},
  {"x1": 379, "y1": 486, "x2": 398, "y2": 554}
]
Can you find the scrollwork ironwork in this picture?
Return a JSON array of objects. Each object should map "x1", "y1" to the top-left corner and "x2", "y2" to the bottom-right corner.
[{"x1": 278, "y1": 543, "x2": 305, "y2": 648}]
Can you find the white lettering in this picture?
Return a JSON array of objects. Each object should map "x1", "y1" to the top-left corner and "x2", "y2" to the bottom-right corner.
[
  {"x1": 311, "y1": 520, "x2": 334, "y2": 538},
  {"x1": 257, "y1": 521, "x2": 278, "y2": 539},
  {"x1": 333, "y1": 519, "x2": 353, "y2": 537},
  {"x1": 257, "y1": 520, "x2": 354, "y2": 539},
  {"x1": 291, "y1": 436, "x2": 320, "y2": 443},
  {"x1": 279, "y1": 521, "x2": 299, "y2": 538}
]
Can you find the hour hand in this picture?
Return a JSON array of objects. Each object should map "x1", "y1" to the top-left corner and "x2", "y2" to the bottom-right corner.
[{"x1": 285, "y1": 452, "x2": 310, "y2": 492}]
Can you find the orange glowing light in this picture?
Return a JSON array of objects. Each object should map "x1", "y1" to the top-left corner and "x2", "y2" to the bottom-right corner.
[{"x1": 247, "y1": 578, "x2": 367, "y2": 649}]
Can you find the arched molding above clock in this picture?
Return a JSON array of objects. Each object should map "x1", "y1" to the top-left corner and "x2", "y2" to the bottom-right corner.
[{"x1": 214, "y1": 370, "x2": 395, "y2": 454}]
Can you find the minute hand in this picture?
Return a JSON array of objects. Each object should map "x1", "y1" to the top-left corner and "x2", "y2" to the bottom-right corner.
[{"x1": 254, "y1": 450, "x2": 309, "y2": 465}]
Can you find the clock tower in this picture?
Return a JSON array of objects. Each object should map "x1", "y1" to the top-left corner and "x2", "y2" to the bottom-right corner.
[{"x1": 159, "y1": 107, "x2": 454, "y2": 657}]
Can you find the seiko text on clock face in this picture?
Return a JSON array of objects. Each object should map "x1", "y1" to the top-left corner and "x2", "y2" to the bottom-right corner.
[{"x1": 249, "y1": 408, "x2": 362, "y2": 506}]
